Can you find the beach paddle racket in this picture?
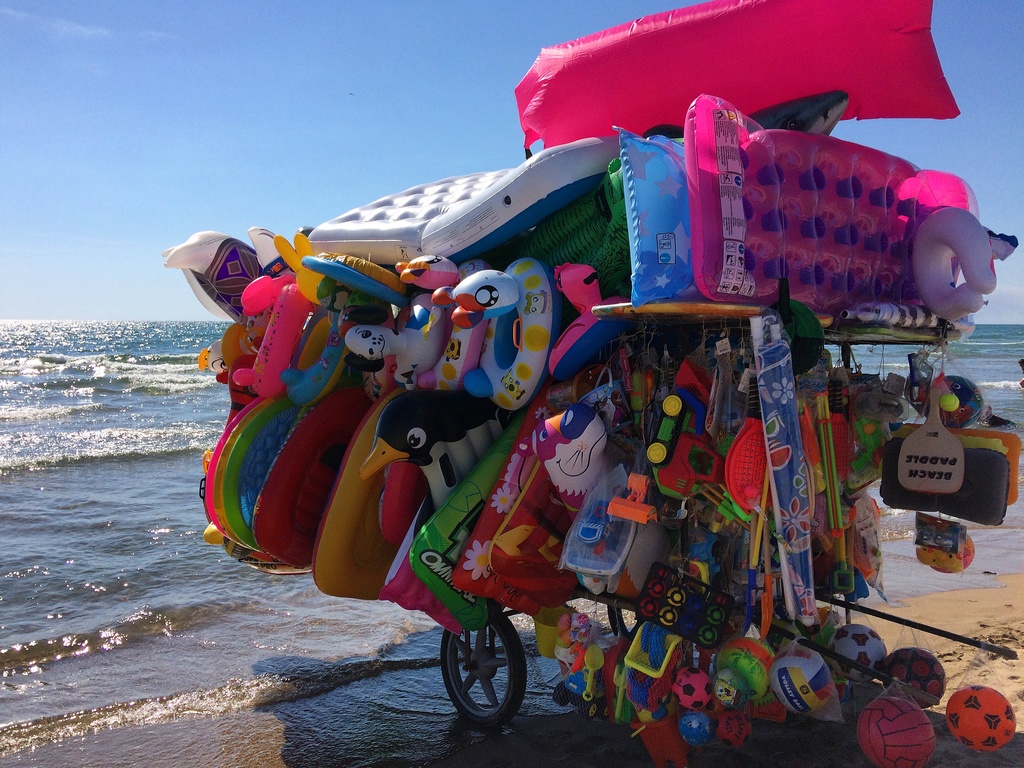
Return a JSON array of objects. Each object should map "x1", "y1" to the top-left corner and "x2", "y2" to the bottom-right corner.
[
  {"x1": 897, "y1": 387, "x2": 965, "y2": 494},
  {"x1": 724, "y1": 376, "x2": 768, "y2": 511}
]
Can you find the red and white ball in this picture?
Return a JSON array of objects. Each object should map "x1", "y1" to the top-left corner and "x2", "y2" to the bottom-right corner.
[
  {"x1": 858, "y1": 695, "x2": 935, "y2": 768},
  {"x1": 830, "y1": 623, "x2": 887, "y2": 681}
]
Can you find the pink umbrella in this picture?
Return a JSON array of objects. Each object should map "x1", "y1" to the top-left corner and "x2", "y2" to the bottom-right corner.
[{"x1": 515, "y1": 0, "x2": 958, "y2": 150}]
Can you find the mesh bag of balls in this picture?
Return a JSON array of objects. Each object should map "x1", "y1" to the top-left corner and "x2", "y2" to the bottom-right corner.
[{"x1": 856, "y1": 684, "x2": 1017, "y2": 768}]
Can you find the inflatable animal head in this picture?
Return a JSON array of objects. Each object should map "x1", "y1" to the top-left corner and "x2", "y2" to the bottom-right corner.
[
  {"x1": 532, "y1": 402, "x2": 608, "y2": 511},
  {"x1": 395, "y1": 254, "x2": 461, "y2": 290},
  {"x1": 433, "y1": 268, "x2": 519, "y2": 329}
]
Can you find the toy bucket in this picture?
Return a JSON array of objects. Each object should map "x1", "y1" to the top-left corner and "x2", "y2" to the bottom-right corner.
[{"x1": 533, "y1": 606, "x2": 570, "y2": 658}]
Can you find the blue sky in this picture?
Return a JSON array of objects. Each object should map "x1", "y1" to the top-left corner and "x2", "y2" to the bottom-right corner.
[{"x1": 2, "y1": 1, "x2": 1022, "y2": 322}]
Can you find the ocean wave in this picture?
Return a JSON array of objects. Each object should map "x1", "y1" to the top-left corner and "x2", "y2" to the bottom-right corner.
[
  {"x1": 0, "y1": 648, "x2": 438, "y2": 756},
  {"x1": 0, "y1": 602, "x2": 268, "y2": 674},
  {"x1": 0, "y1": 425, "x2": 219, "y2": 473},
  {"x1": 978, "y1": 379, "x2": 1023, "y2": 390},
  {"x1": 0, "y1": 402, "x2": 115, "y2": 423}
]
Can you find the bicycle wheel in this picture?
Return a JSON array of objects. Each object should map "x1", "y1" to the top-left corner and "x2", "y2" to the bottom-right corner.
[{"x1": 439, "y1": 608, "x2": 527, "y2": 727}]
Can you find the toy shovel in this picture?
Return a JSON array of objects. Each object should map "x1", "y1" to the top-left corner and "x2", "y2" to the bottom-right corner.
[{"x1": 897, "y1": 387, "x2": 965, "y2": 494}]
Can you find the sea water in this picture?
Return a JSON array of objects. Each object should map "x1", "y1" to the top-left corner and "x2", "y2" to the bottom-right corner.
[{"x1": 0, "y1": 320, "x2": 1021, "y2": 764}]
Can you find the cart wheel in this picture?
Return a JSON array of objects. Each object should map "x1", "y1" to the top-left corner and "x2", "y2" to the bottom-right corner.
[{"x1": 440, "y1": 608, "x2": 527, "y2": 727}]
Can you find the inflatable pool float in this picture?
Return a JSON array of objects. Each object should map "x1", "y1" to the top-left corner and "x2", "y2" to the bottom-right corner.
[
  {"x1": 409, "y1": 411, "x2": 524, "y2": 630},
  {"x1": 233, "y1": 273, "x2": 316, "y2": 398},
  {"x1": 302, "y1": 252, "x2": 410, "y2": 307},
  {"x1": 308, "y1": 137, "x2": 618, "y2": 267},
  {"x1": 204, "y1": 395, "x2": 268, "y2": 543},
  {"x1": 548, "y1": 263, "x2": 629, "y2": 380},
  {"x1": 219, "y1": 396, "x2": 302, "y2": 549},
  {"x1": 397, "y1": 257, "x2": 492, "y2": 391},
  {"x1": 514, "y1": 0, "x2": 958, "y2": 150},
  {"x1": 378, "y1": 461, "x2": 429, "y2": 548},
  {"x1": 163, "y1": 231, "x2": 270, "y2": 321},
  {"x1": 452, "y1": 382, "x2": 572, "y2": 614},
  {"x1": 616, "y1": 93, "x2": 1013, "y2": 318},
  {"x1": 379, "y1": 497, "x2": 462, "y2": 633},
  {"x1": 532, "y1": 401, "x2": 610, "y2": 512},
  {"x1": 344, "y1": 296, "x2": 451, "y2": 389},
  {"x1": 251, "y1": 386, "x2": 372, "y2": 568},
  {"x1": 312, "y1": 390, "x2": 403, "y2": 599},
  {"x1": 359, "y1": 389, "x2": 512, "y2": 508}
]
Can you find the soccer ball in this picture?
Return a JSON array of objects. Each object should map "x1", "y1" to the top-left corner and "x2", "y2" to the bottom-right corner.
[
  {"x1": 715, "y1": 709, "x2": 752, "y2": 747},
  {"x1": 672, "y1": 667, "x2": 713, "y2": 711},
  {"x1": 857, "y1": 695, "x2": 935, "y2": 768},
  {"x1": 946, "y1": 685, "x2": 1016, "y2": 751},
  {"x1": 882, "y1": 647, "x2": 946, "y2": 705},
  {"x1": 678, "y1": 710, "x2": 716, "y2": 746},
  {"x1": 831, "y1": 623, "x2": 887, "y2": 681}
]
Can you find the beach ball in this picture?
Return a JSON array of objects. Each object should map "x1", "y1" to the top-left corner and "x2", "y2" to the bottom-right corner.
[
  {"x1": 678, "y1": 710, "x2": 716, "y2": 746},
  {"x1": 882, "y1": 647, "x2": 946, "y2": 705},
  {"x1": 857, "y1": 695, "x2": 935, "y2": 768},
  {"x1": 714, "y1": 637, "x2": 773, "y2": 700},
  {"x1": 769, "y1": 648, "x2": 834, "y2": 714},
  {"x1": 715, "y1": 709, "x2": 752, "y2": 747},
  {"x1": 830, "y1": 623, "x2": 887, "y2": 681},
  {"x1": 946, "y1": 685, "x2": 1017, "y2": 751},
  {"x1": 672, "y1": 667, "x2": 713, "y2": 711},
  {"x1": 938, "y1": 375, "x2": 983, "y2": 429},
  {"x1": 712, "y1": 667, "x2": 752, "y2": 709},
  {"x1": 916, "y1": 534, "x2": 974, "y2": 573}
]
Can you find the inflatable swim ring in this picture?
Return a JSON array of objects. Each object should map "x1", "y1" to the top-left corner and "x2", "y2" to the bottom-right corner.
[
  {"x1": 220, "y1": 396, "x2": 302, "y2": 549},
  {"x1": 251, "y1": 386, "x2": 371, "y2": 568},
  {"x1": 399, "y1": 257, "x2": 491, "y2": 391},
  {"x1": 455, "y1": 258, "x2": 560, "y2": 411},
  {"x1": 205, "y1": 395, "x2": 268, "y2": 543}
]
